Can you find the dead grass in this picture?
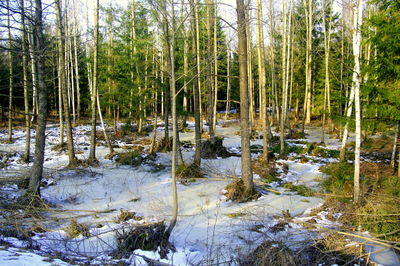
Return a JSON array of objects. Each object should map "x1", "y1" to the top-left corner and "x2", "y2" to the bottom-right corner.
[
  {"x1": 176, "y1": 164, "x2": 204, "y2": 182},
  {"x1": 200, "y1": 137, "x2": 233, "y2": 159},
  {"x1": 112, "y1": 221, "x2": 173, "y2": 259},
  {"x1": 252, "y1": 158, "x2": 281, "y2": 184},
  {"x1": 224, "y1": 179, "x2": 260, "y2": 202},
  {"x1": 116, "y1": 210, "x2": 143, "y2": 223},
  {"x1": 64, "y1": 218, "x2": 90, "y2": 238},
  {"x1": 241, "y1": 241, "x2": 299, "y2": 266}
]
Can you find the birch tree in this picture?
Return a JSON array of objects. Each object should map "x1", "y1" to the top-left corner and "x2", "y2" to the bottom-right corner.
[
  {"x1": 55, "y1": 0, "x2": 77, "y2": 166},
  {"x1": 352, "y1": 0, "x2": 364, "y2": 204},
  {"x1": 89, "y1": 0, "x2": 99, "y2": 163}
]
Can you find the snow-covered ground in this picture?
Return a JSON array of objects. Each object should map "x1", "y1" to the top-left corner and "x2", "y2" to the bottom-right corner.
[{"x1": 0, "y1": 121, "x2": 398, "y2": 265}]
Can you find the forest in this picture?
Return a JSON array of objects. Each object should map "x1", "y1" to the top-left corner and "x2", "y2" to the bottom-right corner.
[{"x1": 0, "y1": 0, "x2": 399, "y2": 264}]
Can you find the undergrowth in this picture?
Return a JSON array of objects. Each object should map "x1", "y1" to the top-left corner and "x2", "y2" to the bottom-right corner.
[{"x1": 319, "y1": 161, "x2": 400, "y2": 242}]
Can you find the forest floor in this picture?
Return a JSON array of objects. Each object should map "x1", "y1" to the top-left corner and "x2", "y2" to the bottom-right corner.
[{"x1": 0, "y1": 118, "x2": 399, "y2": 265}]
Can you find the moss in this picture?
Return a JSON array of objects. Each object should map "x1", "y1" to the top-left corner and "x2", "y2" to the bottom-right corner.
[
  {"x1": 320, "y1": 162, "x2": 354, "y2": 194},
  {"x1": 282, "y1": 182, "x2": 315, "y2": 197},
  {"x1": 115, "y1": 150, "x2": 142, "y2": 166}
]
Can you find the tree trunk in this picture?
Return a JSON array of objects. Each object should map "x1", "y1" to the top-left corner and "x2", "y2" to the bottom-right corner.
[
  {"x1": 191, "y1": 0, "x2": 202, "y2": 167},
  {"x1": 89, "y1": 0, "x2": 99, "y2": 162},
  {"x1": 256, "y1": 0, "x2": 269, "y2": 162},
  {"x1": 206, "y1": 0, "x2": 215, "y2": 139},
  {"x1": 224, "y1": 48, "x2": 231, "y2": 122},
  {"x1": 353, "y1": 0, "x2": 363, "y2": 204},
  {"x1": 304, "y1": 0, "x2": 313, "y2": 125},
  {"x1": 280, "y1": 0, "x2": 288, "y2": 155},
  {"x1": 212, "y1": 1, "x2": 218, "y2": 134},
  {"x1": 391, "y1": 121, "x2": 399, "y2": 169},
  {"x1": 160, "y1": 0, "x2": 178, "y2": 237},
  {"x1": 268, "y1": 0, "x2": 279, "y2": 125},
  {"x1": 237, "y1": 0, "x2": 254, "y2": 196},
  {"x1": 7, "y1": 0, "x2": 13, "y2": 143},
  {"x1": 72, "y1": 0, "x2": 80, "y2": 123},
  {"x1": 28, "y1": 0, "x2": 47, "y2": 196},
  {"x1": 55, "y1": 0, "x2": 77, "y2": 166},
  {"x1": 321, "y1": 0, "x2": 332, "y2": 144},
  {"x1": 21, "y1": 0, "x2": 31, "y2": 162},
  {"x1": 96, "y1": 93, "x2": 114, "y2": 156}
]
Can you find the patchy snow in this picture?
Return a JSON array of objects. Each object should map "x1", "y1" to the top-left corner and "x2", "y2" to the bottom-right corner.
[
  {"x1": 0, "y1": 121, "x2": 395, "y2": 265},
  {"x1": 0, "y1": 246, "x2": 70, "y2": 265}
]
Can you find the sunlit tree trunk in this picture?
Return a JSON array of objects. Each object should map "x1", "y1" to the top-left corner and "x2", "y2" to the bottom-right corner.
[
  {"x1": 212, "y1": 1, "x2": 218, "y2": 134},
  {"x1": 237, "y1": 0, "x2": 254, "y2": 196},
  {"x1": 224, "y1": 48, "x2": 231, "y2": 122},
  {"x1": 191, "y1": 0, "x2": 202, "y2": 167},
  {"x1": 280, "y1": 0, "x2": 288, "y2": 155},
  {"x1": 72, "y1": 0, "x2": 80, "y2": 123},
  {"x1": 55, "y1": 0, "x2": 77, "y2": 166},
  {"x1": 321, "y1": 0, "x2": 332, "y2": 144},
  {"x1": 268, "y1": 0, "x2": 279, "y2": 125},
  {"x1": 159, "y1": 0, "x2": 178, "y2": 237},
  {"x1": 303, "y1": 0, "x2": 313, "y2": 126},
  {"x1": 21, "y1": 0, "x2": 31, "y2": 162},
  {"x1": 256, "y1": 0, "x2": 269, "y2": 161},
  {"x1": 206, "y1": 0, "x2": 215, "y2": 139},
  {"x1": 28, "y1": 0, "x2": 47, "y2": 196},
  {"x1": 89, "y1": 0, "x2": 99, "y2": 162},
  {"x1": 353, "y1": 0, "x2": 363, "y2": 204},
  {"x1": 391, "y1": 121, "x2": 399, "y2": 169}
]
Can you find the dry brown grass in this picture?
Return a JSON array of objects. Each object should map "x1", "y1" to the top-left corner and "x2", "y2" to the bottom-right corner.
[{"x1": 224, "y1": 179, "x2": 260, "y2": 202}]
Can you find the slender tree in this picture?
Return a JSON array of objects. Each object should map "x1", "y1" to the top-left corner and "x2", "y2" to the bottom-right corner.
[
  {"x1": 352, "y1": 0, "x2": 364, "y2": 204},
  {"x1": 237, "y1": 0, "x2": 254, "y2": 196},
  {"x1": 27, "y1": 0, "x2": 48, "y2": 196},
  {"x1": 89, "y1": 0, "x2": 99, "y2": 163},
  {"x1": 55, "y1": 0, "x2": 77, "y2": 166},
  {"x1": 21, "y1": 0, "x2": 31, "y2": 162},
  {"x1": 191, "y1": 0, "x2": 202, "y2": 167},
  {"x1": 7, "y1": 0, "x2": 13, "y2": 143},
  {"x1": 256, "y1": 0, "x2": 269, "y2": 161}
]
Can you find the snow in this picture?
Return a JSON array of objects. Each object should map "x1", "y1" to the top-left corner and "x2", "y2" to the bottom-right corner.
[
  {"x1": 0, "y1": 246, "x2": 70, "y2": 266},
  {"x1": 0, "y1": 121, "x2": 396, "y2": 265}
]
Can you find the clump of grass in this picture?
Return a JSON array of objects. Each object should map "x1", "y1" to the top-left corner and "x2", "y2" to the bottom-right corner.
[
  {"x1": 176, "y1": 164, "x2": 204, "y2": 181},
  {"x1": 252, "y1": 158, "x2": 281, "y2": 184},
  {"x1": 282, "y1": 182, "x2": 315, "y2": 197},
  {"x1": 113, "y1": 221, "x2": 173, "y2": 259},
  {"x1": 225, "y1": 212, "x2": 246, "y2": 218},
  {"x1": 319, "y1": 161, "x2": 400, "y2": 242},
  {"x1": 64, "y1": 218, "x2": 90, "y2": 238},
  {"x1": 299, "y1": 234, "x2": 368, "y2": 265},
  {"x1": 115, "y1": 150, "x2": 142, "y2": 166},
  {"x1": 116, "y1": 210, "x2": 143, "y2": 223},
  {"x1": 200, "y1": 137, "x2": 232, "y2": 158},
  {"x1": 320, "y1": 162, "x2": 354, "y2": 194},
  {"x1": 224, "y1": 179, "x2": 260, "y2": 202},
  {"x1": 289, "y1": 130, "x2": 307, "y2": 139},
  {"x1": 241, "y1": 241, "x2": 299, "y2": 266}
]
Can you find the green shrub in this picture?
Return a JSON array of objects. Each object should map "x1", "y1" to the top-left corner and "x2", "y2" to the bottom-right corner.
[
  {"x1": 115, "y1": 150, "x2": 142, "y2": 166},
  {"x1": 320, "y1": 162, "x2": 354, "y2": 194}
]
